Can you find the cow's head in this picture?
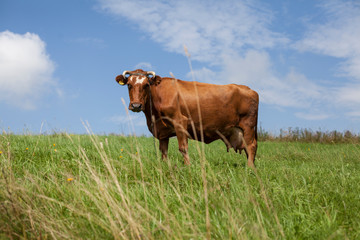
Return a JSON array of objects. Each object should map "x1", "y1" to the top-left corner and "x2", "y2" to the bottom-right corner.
[{"x1": 116, "y1": 69, "x2": 161, "y2": 112}]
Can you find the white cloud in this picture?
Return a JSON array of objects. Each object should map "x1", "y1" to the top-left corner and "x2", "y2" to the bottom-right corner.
[
  {"x1": 336, "y1": 84, "x2": 360, "y2": 106},
  {"x1": 134, "y1": 62, "x2": 153, "y2": 70},
  {"x1": 99, "y1": 0, "x2": 357, "y2": 120},
  {"x1": 294, "y1": 0, "x2": 360, "y2": 115},
  {"x1": 108, "y1": 114, "x2": 146, "y2": 126},
  {"x1": 296, "y1": 1, "x2": 360, "y2": 79},
  {"x1": 99, "y1": 0, "x2": 288, "y2": 63},
  {"x1": 99, "y1": 1, "x2": 330, "y2": 109},
  {"x1": 0, "y1": 30, "x2": 57, "y2": 109},
  {"x1": 295, "y1": 112, "x2": 330, "y2": 121},
  {"x1": 296, "y1": 1, "x2": 360, "y2": 57},
  {"x1": 186, "y1": 67, "x2": 216, "y2": 83},
  {"x1": 221, "y1": 50, "x2": 328, "y2": 108},
  {"x1": 347, "y1": 111, "x2": 360, "y2": 118}
]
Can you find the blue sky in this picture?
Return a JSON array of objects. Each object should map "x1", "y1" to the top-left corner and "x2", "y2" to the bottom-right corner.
[{"x1": 1, "y1": 0, "x2": 360, "y2": 135}]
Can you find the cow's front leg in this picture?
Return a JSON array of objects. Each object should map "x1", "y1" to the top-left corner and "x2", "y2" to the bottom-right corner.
[
  {"x1": 177, "y1": 133, "x2": 190, "y2": 165},
  {"x1": 173, "y1": 117, "x2": 190, "y2": 165},
  {"x1": 159, "y1": 138, "x2": 169, "y2": 160}
]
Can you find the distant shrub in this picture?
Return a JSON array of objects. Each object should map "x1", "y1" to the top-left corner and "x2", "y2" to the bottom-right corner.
[{"x1": 258, "y1": 127, "x2": 360, "y2": 143}]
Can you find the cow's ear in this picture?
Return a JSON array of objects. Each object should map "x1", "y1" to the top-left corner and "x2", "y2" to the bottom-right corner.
[
  {"x1": 149, "y1": 75, "x2": 162, "y2": 86},
  {"x1": 116, "y1": 75, "x2": 127, "y2": 85}
]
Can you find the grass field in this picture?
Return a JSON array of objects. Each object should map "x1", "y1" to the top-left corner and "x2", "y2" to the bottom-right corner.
[{"x1": 1, "y1": 132, "x2": 360, "y2": 239}]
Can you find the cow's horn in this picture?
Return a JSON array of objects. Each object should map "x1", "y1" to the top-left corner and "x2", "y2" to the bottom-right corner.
[
  {"x1": 146, "y1": 71, "x2": 156, "y2": 77},
  {"x1": 122, "y1": 70, "x2": 130, "y2": 77}
]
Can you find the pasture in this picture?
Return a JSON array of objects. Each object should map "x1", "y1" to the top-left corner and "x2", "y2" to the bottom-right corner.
[{"x1": 1, "y1": 133, "x2": 360, "y2": 239}]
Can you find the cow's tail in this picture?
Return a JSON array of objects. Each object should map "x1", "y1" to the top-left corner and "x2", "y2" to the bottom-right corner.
[
  {"x1": 255, "y1": 124, "x2": 258, "y2": 141},
  {"x1": 254, "y1": 91, "x2": 259, "y2": 142}
]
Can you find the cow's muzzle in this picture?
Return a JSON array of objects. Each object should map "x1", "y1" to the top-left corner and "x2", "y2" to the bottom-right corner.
[{"x1": 129, "y1": 103, "x2": 142, "y2": 112}]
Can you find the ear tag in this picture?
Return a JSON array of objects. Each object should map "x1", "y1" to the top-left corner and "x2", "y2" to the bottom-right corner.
[{"x1": 118, "y1": 81, "x2": 125, "y2": 85}]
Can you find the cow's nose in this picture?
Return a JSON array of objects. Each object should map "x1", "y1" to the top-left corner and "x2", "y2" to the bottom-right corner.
[{"x1": 130, "y1": 103, "x2": 142, "y2": 111}]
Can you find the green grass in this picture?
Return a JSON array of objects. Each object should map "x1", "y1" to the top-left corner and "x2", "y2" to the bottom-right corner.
[{"x1": 1, "y1": 133, "x2": 360, "y2": 239}]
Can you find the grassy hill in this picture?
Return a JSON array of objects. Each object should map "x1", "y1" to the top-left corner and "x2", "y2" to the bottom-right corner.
[{"x1": 1, "y1": 133, "x2": 360, "y2": 239}]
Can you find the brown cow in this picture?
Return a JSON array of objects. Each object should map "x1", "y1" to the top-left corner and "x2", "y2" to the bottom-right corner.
[{"x1": 116, "y1": 69, "x2": 259, "y2": 167}]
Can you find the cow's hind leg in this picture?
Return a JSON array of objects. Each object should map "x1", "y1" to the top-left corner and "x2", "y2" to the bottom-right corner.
[
  {"x1": 159, "y1": 138, "x2": 169, "y2": 160},
  {"x1": 239, "y1": 116, "x2": 257, "y2": 168},
  {"x1": 174, "y1": 117, "x2": 190, "y2": 165},
  {"x1": 242, "y1": 125, "x2": 257, "y2": 168}
]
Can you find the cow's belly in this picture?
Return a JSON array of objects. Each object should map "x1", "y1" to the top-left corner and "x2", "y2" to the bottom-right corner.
[{"x1": 185, "y1": 112, "x2": 240, "y2": 143}]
